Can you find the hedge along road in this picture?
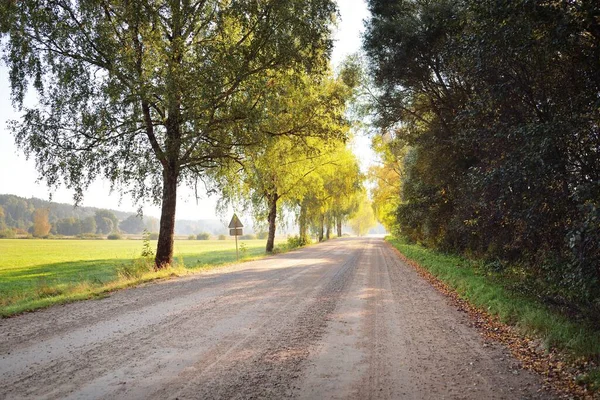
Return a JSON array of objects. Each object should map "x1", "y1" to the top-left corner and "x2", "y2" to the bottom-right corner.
[{"x1": 0, "y1": 237, "x2": 554, "y2": 399}]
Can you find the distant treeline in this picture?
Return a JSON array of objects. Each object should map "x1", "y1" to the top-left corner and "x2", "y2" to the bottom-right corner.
[{"x1": 0, "y1": 194, "x2": 227, "y2": 237}]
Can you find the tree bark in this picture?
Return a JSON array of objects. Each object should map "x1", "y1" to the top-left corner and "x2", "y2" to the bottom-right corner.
[
  {"x1": 318, "y1": 214, "x2": 324, "y2": 242},
  {"x1": 155, "y1": 167, "x2": 178, "y2": 268},
  {"x1": 325, "y1": 224, "x2": 330, "y2": 240},
  {"x1": 337, "y1": 218, "x2": 342, "y2": 237},
  {"x1": 299, "y1": 202, "x2": 308, "y2": 244},
  {"x1": 266, "y1": 193, "x2": 279, "y2": 253}
]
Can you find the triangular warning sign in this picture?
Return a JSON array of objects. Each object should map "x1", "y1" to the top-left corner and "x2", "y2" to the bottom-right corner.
[{"x1": 228, "y1": 213, "x2": 244, "y2": 228}]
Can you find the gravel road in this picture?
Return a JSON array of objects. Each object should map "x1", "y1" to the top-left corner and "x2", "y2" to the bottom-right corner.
[{"x1": 0, "y1": 237, "x2": 554, "y2": 399}]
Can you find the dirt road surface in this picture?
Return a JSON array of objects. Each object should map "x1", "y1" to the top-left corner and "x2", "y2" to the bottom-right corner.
[{"x1": 0, "y1": 237, "x2": 554, "y2": 399}]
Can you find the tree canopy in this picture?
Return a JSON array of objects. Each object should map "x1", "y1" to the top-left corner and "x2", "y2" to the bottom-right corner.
[
  {"x1": 365, "y1": 0, "x2": 600, "y2": 311},
  {"x1": 213, "y1": 68, "x2": 362, "y2": 252},
  {"x1": 1, "y1": 0, "x2": 337, "y2": 267}
]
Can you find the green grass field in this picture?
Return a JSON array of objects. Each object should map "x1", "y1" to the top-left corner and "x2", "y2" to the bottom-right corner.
[{"x1": 0, "y1": 238, "x2": 281, "y2": 317}]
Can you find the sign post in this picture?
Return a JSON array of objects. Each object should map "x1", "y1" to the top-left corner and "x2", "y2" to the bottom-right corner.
[{"x1": 228, "y1": 214, "x2": 244, "y2": 261}]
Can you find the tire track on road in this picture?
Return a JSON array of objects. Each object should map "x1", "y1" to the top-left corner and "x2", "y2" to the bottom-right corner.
[{"x1": 165, "y1": 240, "x2": 365, "y2": 400}]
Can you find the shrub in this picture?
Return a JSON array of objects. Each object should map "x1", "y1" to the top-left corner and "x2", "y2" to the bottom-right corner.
[
  {"x1": 107, "y1": 233, "x2": 122, "y2": 240},
  {"x1": 0, "y1": 229, "x2": 16, "y2": 239},
  {"x1": 76, "y1": 233, "x2": 103, "y2": 239},
  {"x1": 149, "y1": 232, "x2": 159, "y2": 240},
  {"x1": 141, "y1": 230, "x2": 154, "y2": 258},
  {"x1": 218, "y1": 234, "x2": 227, "y2": 240},
  {"x1": 257, "y1": 231, "x2": 268, "y2": 240},
  {"x1": 188, "y1": 234, "x2": 196, "y2": 240},
  {"x1": 287, "y1": 235, "x2": 307, "y2": 249},
  {"x1": 196, "y1": 232, "x2": 211, "y2": 240},
  {"x1": 240, "y1": 234, "x2": 256, "y2": 240}
]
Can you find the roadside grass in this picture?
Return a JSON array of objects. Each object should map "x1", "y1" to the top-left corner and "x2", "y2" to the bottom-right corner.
[
  {"x1": 386, "y1": 236, "x2": 600, "y2": 391},
  {"x1": 0, "y1": 239, "x2": 283, "y2": 317}
]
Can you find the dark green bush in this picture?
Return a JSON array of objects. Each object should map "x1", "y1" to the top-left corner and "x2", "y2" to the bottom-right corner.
[{"x1": 196, "y1": 232, "x2": 210, "y2": 240}]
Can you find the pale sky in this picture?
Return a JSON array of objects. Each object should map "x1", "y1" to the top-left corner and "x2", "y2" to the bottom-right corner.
[{"x1": 0, "y1": 0, "x2": 371, "y2": 220}]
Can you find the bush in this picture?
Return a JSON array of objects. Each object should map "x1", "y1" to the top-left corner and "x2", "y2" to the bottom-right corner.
[
  {"x1": 287, "y1": 235, "x2": 308, "y2": 249},
  {"x1": 76, "y1": 233, "x2": 103, "y2": 240},
  {"x1": 0, "y1": 229, "x2": 16, "y2": 239},
  {"x1": 196, "y1": 232, "x2": 210, "y2": 240},
  {"x1": 240, "y1": 234, "x2": 256, "y2": 240},
  {"x1": 188, "y1": 234, "x2": 196, "y2": 240},
  {"x1": 149, "y1": 232, "x2": 159, "y2": 240},
  {"x1": 257, "y1": 231, "x2": 268, "y2": 240},
  {"x1": 107, "y1": 233, "x2": 123, "y2": 240},
  {"x1": 218, "y1": 234, "x2": 227, "y2": 240}
]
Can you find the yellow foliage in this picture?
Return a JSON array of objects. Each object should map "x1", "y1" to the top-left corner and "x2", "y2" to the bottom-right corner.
[{"x1": 32, "y1": 208, "x2": 51, "y2": 237}]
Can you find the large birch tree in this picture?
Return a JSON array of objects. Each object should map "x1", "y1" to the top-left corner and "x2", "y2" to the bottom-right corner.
[{"x1": 0, "y1": 0, "x2": 336, "y2": 267}]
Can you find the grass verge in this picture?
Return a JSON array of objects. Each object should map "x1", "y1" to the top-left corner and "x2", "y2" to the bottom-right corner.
[{"x1": 386, "y1": 236, "x2": 600, "y2": 395}]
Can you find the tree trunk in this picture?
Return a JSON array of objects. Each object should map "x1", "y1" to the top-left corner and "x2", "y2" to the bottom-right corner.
[
  {"x1": 318, "y1": 214, "x2": 324, "y2": 242},
  {"x1": 325, "y1": 224, "x2": 330, "y2": 240},
  {"x1": 299, "y1": 202, "x2": 308, "y2": 244},
  {"x1": 155, "y1": 168, "x2": 178, "y2": 269},
  {"x1": 266, "y1": 193, "x2": 279, "y2": 253},
  {"x1": 337, "y1": 218, "x2": 342, "y2": 237}
]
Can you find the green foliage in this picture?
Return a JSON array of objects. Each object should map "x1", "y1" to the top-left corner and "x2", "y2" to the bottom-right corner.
[
  {"x1": 107, "y1": 233, "x2": 122, "y2": 240},
  {"x1": 119, "y1": 215, "x2": 145, "y2": 234},
  {"x1": 212, "y1": 70, "x2": 359, "y2": 252},
  {"x1": 0, "y1": 205, "x2": 6, "y2": 231},
  {"x1": 218, "y1": 234, "x2": 226, "y2": 241},
  {"x1": 141, "y1": 231, "x2": 154, "y2": 258},
  {"x1": 0, "y1": 194, "x2": 129, "y2": 234},
  {"x1": 117, "y1": 258, "x2": 154, "y2": 280},
  {"x1": 148, "y1": 232, "x2": 159, "y2": 240},
  {"x1": 1, "y1": 0, "x2": 337, "y2": 268},
  {"x1": 365, "y1": 0, "x2": 600, "y2": 310},
  {"x1": 80, "y1": 217, "x2": 97, "y2": 234},
  {"x1": 55, "y1": 217, "x2": 82, "y2": 236},
  {"x1": 94, "y1": 211, "x2": 118, "y2": 235},
  {"x1": 76, "y1": 233, "x2": 103, "y2": 240},
  {"x1": 286, "y1": 235, "x2": 309, "y2": 249},
  {"x1": 0, "y1": 229, "x2": 16, "y2": 239},
  {"x1": 196, "y1": 232, "x2": 211, "y2": 240},
  {"x1": 348, "y1": 193, "x2": 376, "y2": 236},
  {"x1": 240, "y1": 234, "x2": 256, "y2": 240},
  {"x1": 239, "y1": 242, "x2": 248, "y2": 257},
  {"x1": 188, "y1": 234, "x2": 196, "y2": 240},
  {"x1": 256, "y1": 231, "x2": 268, "y2": 240}
]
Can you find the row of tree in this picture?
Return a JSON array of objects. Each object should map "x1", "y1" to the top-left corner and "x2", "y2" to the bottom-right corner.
[
  {"x1": 0, "y1": 0, "x2": 362, "y2": 266},
  {"x1": 365, "y1": 0, "x2": 600, "y2": 311},
  {"x1": 212, "y1": 68, "x2": 369, "y2": 251}
]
